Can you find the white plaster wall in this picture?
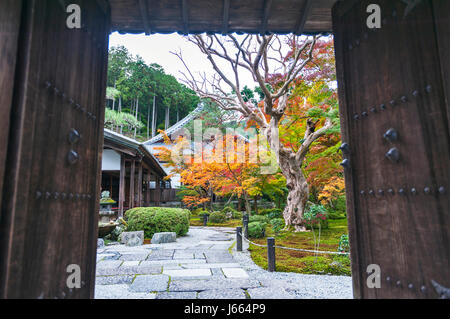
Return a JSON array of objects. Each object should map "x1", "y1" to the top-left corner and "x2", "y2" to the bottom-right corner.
[{"x1": 102, "y1": 149, "x2": 121, "y2": 171}]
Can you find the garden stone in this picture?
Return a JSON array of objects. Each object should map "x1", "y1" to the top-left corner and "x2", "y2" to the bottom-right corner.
[
  {"x1": 152, "y1": 232, "x2": 176, "y2": 244},
  {"x1": 97, "y1": 238, "x2": 104, "y2": 248},
  {"x1": 120, "y1": 231, "x2": 144, "y2": 246}
]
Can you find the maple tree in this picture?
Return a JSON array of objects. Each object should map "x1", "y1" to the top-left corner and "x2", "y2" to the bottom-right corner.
[
  {"x1": 174, "y1": 34, "x2": 340, "y2": 231},
  {"x1": 155, "y1": 128, "x2": 285, "y2": 215}
]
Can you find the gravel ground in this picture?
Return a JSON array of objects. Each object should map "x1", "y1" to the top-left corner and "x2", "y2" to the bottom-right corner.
[{"x1": 230, "y1": 232, "x2": 353, "y2": 299}]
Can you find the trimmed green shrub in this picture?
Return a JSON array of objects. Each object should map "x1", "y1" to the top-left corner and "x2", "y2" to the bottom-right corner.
[
  {"x1": 270, "y1": 218, "x2": 285, "y2": 234},
  {"x1": 248, "y1": 222, "x2": 265, "y2": 238},
  {"x1": 266, "y1": 208, "x2": 284, "y2": 219},
  {"x1": 209, "y1": 211, "x2": 227, "y2": 223},
  {"x1": 191, "y1": 208, "x2": 209, "y2": 217},
  {"x1": 125, "y1": 207, "x2": 190, "y2": 239},
  {"x1": 249, "y1": 215, "x2": 270, "y2": 227},
  {"x1": 231, "y1": 211, "x2": 243, "y2": 220},
  {"x1": 222, "y1": 206, "x2": 238, "y2": 214},
  {"x1": 221, "y1": 206, "x2": 236, "y2": 219}
]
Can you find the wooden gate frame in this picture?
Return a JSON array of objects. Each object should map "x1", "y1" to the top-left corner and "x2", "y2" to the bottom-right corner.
[{"x1": 0, "y1": 0, "x2": 448, "y2": 299}]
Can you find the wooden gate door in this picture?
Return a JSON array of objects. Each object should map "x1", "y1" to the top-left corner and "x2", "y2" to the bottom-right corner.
[
  {"x1": 333, "y1": 0, "x2": 449, "y2": 298},
  {"x1": 0, "y1": 0, "x2": 110, "y2": 298}
]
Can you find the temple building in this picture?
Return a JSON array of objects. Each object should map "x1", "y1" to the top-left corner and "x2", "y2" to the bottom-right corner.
[{"x1": 101, "y1": 128, "x2": 177, "y2": 217}]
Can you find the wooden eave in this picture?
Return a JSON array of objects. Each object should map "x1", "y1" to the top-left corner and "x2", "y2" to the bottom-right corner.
[{"x1": 109, "y1": 0, "x2": 338, "y2": 35}]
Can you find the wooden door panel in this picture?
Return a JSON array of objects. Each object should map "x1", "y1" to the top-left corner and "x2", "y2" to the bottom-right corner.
[
  {"x1": 333, "y1": 0, "x2": 449, "y2": 298},
  {"x1": 0, "y1": 0, "x2": 110, "y2": 298},
  {"x1": 0, "y1": 0, "x2": 23, "y2": 219}
]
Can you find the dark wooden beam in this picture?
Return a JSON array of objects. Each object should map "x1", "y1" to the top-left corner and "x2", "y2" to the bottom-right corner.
[
  {"x1": 182, "y1": 0, "x2": 189, "y2": 34},
  {"x1": 129, "y1": 160, "x2": 135, "y2": 209},
  {"x1": 260, "y1": 0, "x2": 273, "y2": 35},
  {"x1": 58, "y1": 0, "x2": 67, "y2": 11},
  {"x1": 295, "y1": 0, "x2": 313, "y2": 35},
  {"x1": 119, "y1": 156, "x2": 126, "y2": 217},
  {"x1": 137, "y1": 162, "x2": 143, "y2": 206},
  {"x1": 155, "y1": 176, "x2": 161, "y2": 206},
  {"x1": 103, "y1": 141, "x2": 137, "y2": 157},
  {"x1": 138, "y1": 0, "x2": 151, "y2": 35},
  {"x1": 95, "y1": 0, "x2": 110, "y2": 16},
  {"x1": 222, "y1": 0, "x2": 230, "y2": 35}
]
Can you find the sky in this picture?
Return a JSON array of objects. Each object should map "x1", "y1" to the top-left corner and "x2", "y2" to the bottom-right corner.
[{"x1": 108, "y1": 32, "x2": 258, "y2": 90}]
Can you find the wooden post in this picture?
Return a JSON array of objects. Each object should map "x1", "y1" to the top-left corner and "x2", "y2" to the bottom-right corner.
[
  {"x1": 236, "y1": 227, "x2": 242, "y2": 251},
  {"x1": 243, "y1": 214, "x2": 249, "y2": 239},
  {"x1": 137, "y1": 161, "x2": 143, "y2": 207},
  {"x1": 267, "y1": 237, "x2": 276, "y2": 272},
  {"x1": 129, "y1": 160, "x2": 135, "y2": 209},
  {"x1": 155, "y1": 176, "x2": 161, "y2": 206},
  {"x1": 109, "y1": 174, "x2": 113, "y2": 195},
  {"x1": 145, "y1": 172, "x2": 150, "y2": 206},
  {"x1": 119, "y1": 156, "x2": 126, "y2": 218}
]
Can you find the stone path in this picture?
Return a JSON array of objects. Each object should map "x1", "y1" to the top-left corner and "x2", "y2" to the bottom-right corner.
[{"x1": 95, "y1": 226, "x2": 353, "y2": 299}]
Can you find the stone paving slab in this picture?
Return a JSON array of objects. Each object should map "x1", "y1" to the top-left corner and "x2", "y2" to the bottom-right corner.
[
  {"x1": 246, "y1": 287, "x2": 296, "y2": 299},
  {"x1": 155, "y1": 292, "x2": 198, "y2": 299},
  {"x1": 199, "y1": 240, "x2": 233, "y2": 245},
  {"x1": 97, "y1": 254, "x2": 117, "y2": 262},
  {"x1": 119, "y1": 252, "x2": 150, "y2": 261},
  {"x1": 180, "y1": 263, "x2": 241, "y2": 269},
  {"x1": 169, "y1": 278, "x2": 262, "y2": 292},
  {"x1": 95, "y1": 284, "x2": 157, "y2": 299},
  {"x1": 173, "y1": 252, "x2": 194, "y2": 259},
  {"x1": 163, "y1": 265, "x2": 185, "y2": 270},
  {"x1": 198, "y1": 288, "x2": 247, "y2": 299},
  {"x1": 194, "y1": 252, "x2": 206, "y2": 259},
  {"x1": 204, "y1": 252, "x2": 234, "y2": 263},
  {"x1": 147, "y1": 250, "x2": 174, "y2": 259},
  {"x1": 129, "y1": 275, "x2": 169, "y2": 292},
  {"x1": 163, "y1": 268, "x2": 212, "y2": 278},
  {"x1": 96, "y1": 265, "x2": 162, "y2": 276},
  {"x1": 96, "y1": 260, "x2": 123, "y2": 269},
  {"x1": 122, "y1": 261, "x2": 140, "y2": 267},
  {"x1": 140, "y1": 259, "x2": 206, "y2": 266},
  {"x1": 96, "y1": 275, "x2": 135, "y2": 285},
  {"x1": 222, "y1": 268, "x2": 249, "y2": 278}
]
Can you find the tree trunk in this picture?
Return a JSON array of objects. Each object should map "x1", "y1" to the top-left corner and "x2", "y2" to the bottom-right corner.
[
  {"x1": 134, "y1": 97, "x2": 139, "y2": 139},
  {"x1": 243, "y1": 191, "x2": 251, "y2": 216},
  {"x1": 278, "y1": 154, "x2": 309, "y2": 231},
  {"x1": 266, "y1": 118, "x2": 309, "y2": 231},
  {"x1": 151, "y1": 95, "x2": 156, "y2": 137}
]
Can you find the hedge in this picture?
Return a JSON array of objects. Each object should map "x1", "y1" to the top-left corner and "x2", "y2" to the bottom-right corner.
[
  {"x1": 125, "y1": 207, "x2": 190, "y2": 239},
  {"x1": 249, "y1": 215, "x2": 270, "y2": 227},
  {"x1": 209, "y1": 211, "x2": 227, "y2": 223},
  {"x1": 248, "y1": 222, "x2": 266, "y2": 238}
]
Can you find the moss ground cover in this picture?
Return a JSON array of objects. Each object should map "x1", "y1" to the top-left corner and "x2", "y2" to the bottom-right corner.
[
  {"x1": 248, "y1": 219, "x2": 351, "y2": 276},
  {"x1": 189, "y1": 217, "x2": 242, "y2": 228}
]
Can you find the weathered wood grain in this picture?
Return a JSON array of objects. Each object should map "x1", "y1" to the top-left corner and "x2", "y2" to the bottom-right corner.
[
  {"x1": 0, "y1": 0, "x2": 110, "y2": 298},
  {"x1": 109, "y1": 0, "x2": 337, "y2": 34},
  {"x1": 333, "y1": 0, "x2": 450, "y2": 299}
]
